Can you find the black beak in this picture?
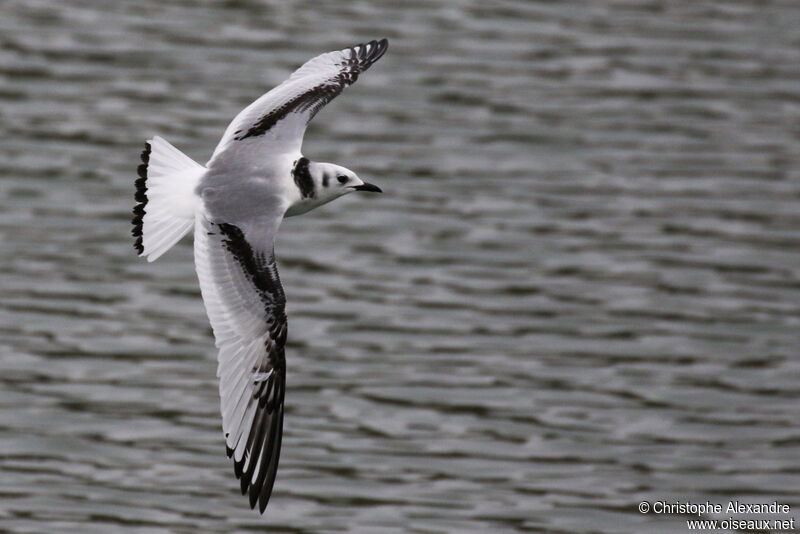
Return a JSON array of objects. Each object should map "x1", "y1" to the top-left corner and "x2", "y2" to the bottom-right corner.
[{"x1": 352, "y1": 182, "x2": 382, "y2": 193}]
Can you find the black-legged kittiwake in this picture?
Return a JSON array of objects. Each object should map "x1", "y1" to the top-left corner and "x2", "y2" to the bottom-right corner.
[{"x1": 131, "y1": 39, "x2": 389, "y2": 514}]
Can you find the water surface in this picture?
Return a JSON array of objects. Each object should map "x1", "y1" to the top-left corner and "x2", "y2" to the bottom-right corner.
[{"x1": 1, "y1": 1, "x2": 800, "y2": 532}]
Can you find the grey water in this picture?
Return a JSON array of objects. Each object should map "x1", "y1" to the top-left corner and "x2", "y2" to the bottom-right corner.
[{"x1": 1, "y1": 1, "x2": 800, "y2": 533}]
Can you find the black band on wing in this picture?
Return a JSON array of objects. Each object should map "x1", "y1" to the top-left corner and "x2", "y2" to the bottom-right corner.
[
  {"x1": 215, "y1": 222, "x2": 288, "y2": 513},
  {"x1": 233, "y1": 38, "x2": 388, "y2": 141},
  {"x1": 233, "y1": 87, "x2": 335, "y2": 141},
  {"x1": 217, "y1": 223, "x2": 286, "y2": 313}
]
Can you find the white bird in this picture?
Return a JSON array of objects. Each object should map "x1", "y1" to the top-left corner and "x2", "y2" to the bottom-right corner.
[{"x1": 131, "y1": 39, "x2": 388, "y2": 513}]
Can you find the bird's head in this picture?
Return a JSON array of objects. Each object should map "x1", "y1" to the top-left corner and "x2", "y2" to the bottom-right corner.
[
  {"x1": 314, "y1": 162, "x2": 382, "y2": 198},
  {"x1": 285, "y1": 159, "x2": 382, "y2": 217}
]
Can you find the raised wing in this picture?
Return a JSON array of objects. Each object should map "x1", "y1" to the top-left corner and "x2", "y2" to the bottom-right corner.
[
  {"x1": 207, "y1": 38, "x2": 388, "y2": 169},
  {"x1": 194, "y1": 212, "x2": 287, "y2": 513}
]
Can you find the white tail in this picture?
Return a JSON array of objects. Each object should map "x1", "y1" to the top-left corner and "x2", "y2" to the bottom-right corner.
[{"x1": 132, "y1": 136, "x2": 205, "y2": 262}]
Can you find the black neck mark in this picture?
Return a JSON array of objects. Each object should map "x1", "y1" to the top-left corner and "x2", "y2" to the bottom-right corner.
[{"x1": 292, "y1": 157, "x2": 315, "y2": 199}]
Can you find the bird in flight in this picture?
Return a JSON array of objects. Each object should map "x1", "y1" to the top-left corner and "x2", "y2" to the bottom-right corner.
[{"x1": 131, "y1": 39, "x2": 389, "y2": 514}]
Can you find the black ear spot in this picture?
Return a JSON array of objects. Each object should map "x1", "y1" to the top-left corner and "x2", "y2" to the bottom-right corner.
[{"x1": 337, "y1": 175, "x2": 349, "y2": 184}]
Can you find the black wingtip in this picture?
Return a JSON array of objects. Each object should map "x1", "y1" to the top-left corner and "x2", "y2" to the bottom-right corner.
[
  {"x1": 374, "y1": 39, "x2": 388, "y2": 62},
  {"x1": 368, "y1": 38, "x2": 388, "y2": 62},
  {"x1": 258, "y1": 489, "x2": 270, "y2": 514},
  {"x1": 249, "y1": 484, "x2": 259, "y2": 509},
  {"x1": 348, "y1": 38, "x2": 389, "y2": 68},
  {"x1": 233, "y1": 454, "x2": 245, "y2": 479}
]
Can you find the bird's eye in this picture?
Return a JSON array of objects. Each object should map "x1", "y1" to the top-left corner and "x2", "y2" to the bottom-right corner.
[{"x1": 337, "y1": 175, "x2": 348, "y2": 184}]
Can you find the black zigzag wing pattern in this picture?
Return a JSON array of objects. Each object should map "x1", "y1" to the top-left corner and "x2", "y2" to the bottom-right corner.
[
  {"x1": 215, "y1": 222, "x2": 288, "y2": 513},
  {"x1": 234, "y1": 39, "x2": 388, "y2": 141}
]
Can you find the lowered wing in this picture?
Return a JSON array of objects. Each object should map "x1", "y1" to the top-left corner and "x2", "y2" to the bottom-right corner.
[{"x1": 194, "y1": 212, "x2": 287, "y2": 513}]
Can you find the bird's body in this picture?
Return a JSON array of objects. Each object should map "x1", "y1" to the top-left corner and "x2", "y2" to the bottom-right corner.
[{"x1": 131, "y1": 39, "x2": 388, "y2": 513}]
